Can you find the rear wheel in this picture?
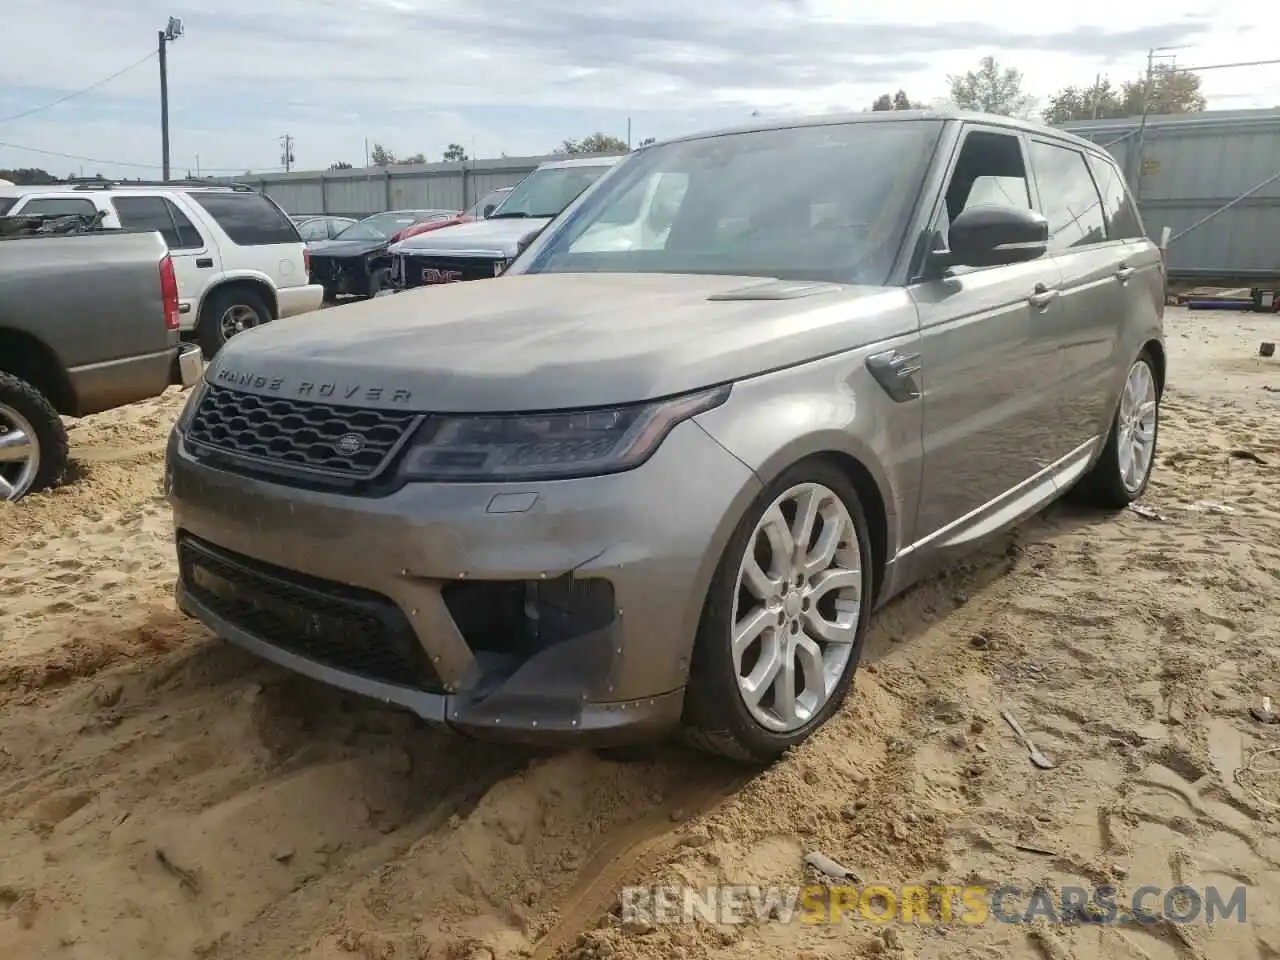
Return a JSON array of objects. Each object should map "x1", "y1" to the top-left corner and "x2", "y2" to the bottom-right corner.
[
  {"x1": 682, "y1": 460, "x2": 874, "y2": 763},
  {"x1": 1072, "y1": 351, "x2": 1160, "y2": 508},
  {"x1": 197, "y1": 287, "x2": 271, "y2": 359},
  {"x1": 0, "y1": 371, "x2": 69, "y2": 502}
]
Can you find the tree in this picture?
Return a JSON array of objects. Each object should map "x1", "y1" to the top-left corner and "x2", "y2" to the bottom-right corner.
[
  {"x1": 370, "y1": 143, "x2": 396, "y2": 166},
  {"x1": 555, "y1": 133, "x2": 630, "y2": 155},
  {"x1": 871, "y1": 89, "x2": 921, "y2": 111},
  {"x1": 1042, "y1": 66, "x2": 1206, "y2": 123},
  {"x1": 1120, "y1": 65, "x2": 1205, "y2": 116},
  {"x1": 395, "y1": 153, "x2": 426, "y2": 165},
  {"x1": 1042, "y1": 78, "x2": 1126, "y2": 124},
  {"x1": 443, "y1": 143, "x2": 468, "y2": 161},
  {"x1": 0, "y1": 167, "x2": 57, "y2": 185},
  {"x1": 948, "y1": 55, "x2": 1036, "y2": 117},
  {"x1": 329, "y1": 160, "x2": 353, "y2": 170}
]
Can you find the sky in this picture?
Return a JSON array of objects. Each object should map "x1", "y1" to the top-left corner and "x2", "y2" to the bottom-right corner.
[{"x1": 1, "y1": 0, "x2": 1277, "y2": 179}]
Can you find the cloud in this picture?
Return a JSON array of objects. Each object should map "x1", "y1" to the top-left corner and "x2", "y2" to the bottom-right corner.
[{"x1": 0, "y1": 0, "x2": 1274, "y2": 178}]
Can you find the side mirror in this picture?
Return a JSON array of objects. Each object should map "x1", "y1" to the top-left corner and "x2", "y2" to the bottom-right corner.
[
  {"x1": 482, "y1": 204, "x2": 497, "y2": 218},
  {"x1": 943, "y1": 205, "x2": 1048, "y2": 269},
  {"x1": 514, "y1": 224, "x2": 548, "y2": 258}
]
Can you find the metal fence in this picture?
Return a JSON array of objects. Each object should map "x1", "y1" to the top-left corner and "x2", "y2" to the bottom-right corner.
[
  {"x1": 1061, "y1": 108, "x2": 1280, "y2": 281},
  {"x1": 209, "y1": 153, "x2": 623, "y2": 220}
]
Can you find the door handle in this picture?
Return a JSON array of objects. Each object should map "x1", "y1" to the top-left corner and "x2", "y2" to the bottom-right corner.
[
  {"x1": 1115, "y1": 264, "x2": 1134, "y2": 282},
  {"x1": 195, "y1": 257, "x2": 213, "y2": 268},
  {"x1": 1028, "y1": 283, "x2": 1058, "y2": 309}
]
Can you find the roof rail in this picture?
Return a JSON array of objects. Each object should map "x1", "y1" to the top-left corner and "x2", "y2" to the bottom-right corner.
[{"x1": 68, "y1": 178, "x2": 256, "y2": 192}]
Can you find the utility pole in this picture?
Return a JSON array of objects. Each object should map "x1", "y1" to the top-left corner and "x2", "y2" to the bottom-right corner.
[
  {"x1": 627, "y1": 117, "x2": 632, "y2": 149},
  {"x1": 280, "y1": 134, "x2": 295, "y2": 172},
  {"x1": 1090, "y1": 73, "x2": 1101, "y2": 119},
  {"x1": 158, "y1": 17, "x2": 184, "y2": 182}
]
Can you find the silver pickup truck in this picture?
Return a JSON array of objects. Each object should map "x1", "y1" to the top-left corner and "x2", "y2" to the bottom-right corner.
[{"x1": 0, "y1": 227, "x2": 203, "y2": 501}]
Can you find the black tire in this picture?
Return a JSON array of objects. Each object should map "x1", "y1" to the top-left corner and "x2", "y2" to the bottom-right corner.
[
  {"x1": 197, "y1": 287, "x2": 271, "y2": 360},
  {"x1": 0, "y1": 370, "x2": 70, "y2": 501},
  {"x1": 366, "y1": 267, "x2": 386, "y2": 299},
  {"x1": 1071, "y1": 350, "x2": 1161, "y2": 509},
  {"x1": 681, "y1": 458, "x2": 875, "y2": 763}
]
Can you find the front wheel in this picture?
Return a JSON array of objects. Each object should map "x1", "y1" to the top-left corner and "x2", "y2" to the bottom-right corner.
[
  {"x1": 0, "y1": 371, "x2": 70, "y2": 502},
  {"x1": 682, "y1": 460, "x2": 875, "y2": 763},
  {"x1": 1072, "y1": 351, "x2": 1161, "y2": 508}
]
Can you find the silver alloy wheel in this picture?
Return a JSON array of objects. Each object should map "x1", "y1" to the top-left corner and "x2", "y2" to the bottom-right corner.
[
  {"x1": 0, "y1": 402, "x2": 40, "y2": 502},
  {"x1": 731, "y1": 482, "x2": 862, "y2": 733},
  {"x1": 1117, "y1": 359, "x2": 1158, "y2": 494},
  {"x1": 219, "y1": 304, "x2": 258, "y2": 342}
]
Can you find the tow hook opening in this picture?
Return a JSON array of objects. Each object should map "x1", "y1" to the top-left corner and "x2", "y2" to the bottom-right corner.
[{"x1": 442, "y1": 576, "x2": 617, "y2": 700}]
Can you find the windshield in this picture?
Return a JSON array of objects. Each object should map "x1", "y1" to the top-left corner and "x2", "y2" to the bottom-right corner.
[
  {"x1": 489, "y1": 164, "x2": 612, "y2": 219},
  {"x1": 517, "y1": 121, "x2": 943, "y2": 285}
]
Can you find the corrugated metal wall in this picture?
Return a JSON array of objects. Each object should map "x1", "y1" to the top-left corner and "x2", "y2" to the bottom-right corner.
[
  {"x1": 1061, "y1": 109, "x2": 1280, "y2": 279},
  {"x1": 212, "y1": 153, "x2": 623, "y2": 220}
]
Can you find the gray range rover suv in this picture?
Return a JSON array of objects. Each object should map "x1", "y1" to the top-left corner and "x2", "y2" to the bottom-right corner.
[{"x1": 165, "y1": 111, "x2": 1164, "y2": 763}]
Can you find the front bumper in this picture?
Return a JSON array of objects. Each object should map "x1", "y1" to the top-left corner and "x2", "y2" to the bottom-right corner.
[
  {"x1": 166, "y1": 419, "x2": 759, "y2": 745},
  {"x1": 276, "y1": 283, "x2": 325, "y2": 318}
]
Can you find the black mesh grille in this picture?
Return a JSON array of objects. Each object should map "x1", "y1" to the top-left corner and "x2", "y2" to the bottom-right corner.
[
  {"x1": 187, "y1": 385, "x2": 419, "y2": 479},
  {"x1": 180, "y1": 535, "x2": 444, "y2": 693},
  {"x1": 398, "y1": 254, "x2": 505, "y2": 288}
]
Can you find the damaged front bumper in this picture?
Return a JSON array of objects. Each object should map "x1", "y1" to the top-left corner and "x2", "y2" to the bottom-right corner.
[{"x1": 165, "y1": 420, "x2": 759, "y2": 746}]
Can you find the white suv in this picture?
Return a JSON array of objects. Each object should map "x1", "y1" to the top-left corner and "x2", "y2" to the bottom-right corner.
[{"x1": 0, "y1": 181, "x2": 324, "y2": 357}]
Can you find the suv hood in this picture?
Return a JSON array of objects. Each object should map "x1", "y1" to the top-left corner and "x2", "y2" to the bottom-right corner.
[
  {"x1": 388, "y1": 217, "x2": 550, "y2": 257},
  {"x1": 205, "y1": 273, "x2": 916, "y2": 413}
]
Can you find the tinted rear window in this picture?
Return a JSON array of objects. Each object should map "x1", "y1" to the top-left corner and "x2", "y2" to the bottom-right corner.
[
  {"x1": 0, "y1": 198, "x2": 15, "y2": 215},
  {"x1": 188, "y1": 192, "x2": 300, "y2": 245}
]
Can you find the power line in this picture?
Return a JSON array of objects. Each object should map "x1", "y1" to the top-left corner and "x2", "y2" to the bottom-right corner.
[
  {"x1": 0, "y1": 50, "x2": 158, "y2": 125},
  {"x1": 0, "y1": 137, "x2": 281, "y2": 174}
]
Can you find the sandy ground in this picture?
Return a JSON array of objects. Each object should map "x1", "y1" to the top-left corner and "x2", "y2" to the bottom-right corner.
[{"x1": 1, "y1": 307, "x2": 1279, "y2": 960}]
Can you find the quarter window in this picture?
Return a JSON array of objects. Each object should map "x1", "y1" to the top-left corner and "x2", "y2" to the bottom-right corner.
[
  {"x1": 112, "y1": 196, "x2": 204, "y2": 250},
  {"x1": 1088, "y1": 157, "x2": 1144, "y2": 240},
  {"x1": 1029, "y1": 141, "x2": 1107, "y2": 250},
  {"x1": 19, "y1": 197, "x2": 98, "y2": 217}
]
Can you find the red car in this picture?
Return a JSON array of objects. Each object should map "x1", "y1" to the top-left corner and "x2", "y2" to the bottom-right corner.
[{"x1": 395, "y1": 186, "x2": 513, "y2": 242}]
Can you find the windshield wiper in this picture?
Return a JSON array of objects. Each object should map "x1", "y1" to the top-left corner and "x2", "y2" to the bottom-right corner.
[{"x1": 489, "y1": 211, "x2": 530, "y2": 219}]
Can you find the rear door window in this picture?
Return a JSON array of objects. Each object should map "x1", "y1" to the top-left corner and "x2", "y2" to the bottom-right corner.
[
  {"x1": 18, "y1": 196, "x2": 99, "y2": 217},
  {"x1": 112, "y1": 195, "x2": 205, "y2": 250},
  {"x1": 0, "y1": 197, "x2": 16, "y2": 215},
  {"x1": 1087, "y1": 156, "x2": 1145, "y2": 240},
  {"x1": 187, "y1": 192, "x2": 301, "y2": 245}
]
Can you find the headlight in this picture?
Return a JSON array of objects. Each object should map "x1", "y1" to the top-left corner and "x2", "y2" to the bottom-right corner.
[
  {"x1": 175, "y1": 378, "x2": 207, "y2": 432},
  {"x1": 397, "y1": 385, "x2": 730, "y2": 482}
]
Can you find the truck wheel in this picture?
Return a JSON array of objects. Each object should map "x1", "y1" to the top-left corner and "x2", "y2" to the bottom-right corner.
[
  {"x1": 197, "y1": 287, "x2": 270, "y2": 359},
  {"x1": 681, "y1": 459, "x2": 874, "y2": 763},
  {"x1": 0, "y1": 371, "x2": 70, "y2": 502}
]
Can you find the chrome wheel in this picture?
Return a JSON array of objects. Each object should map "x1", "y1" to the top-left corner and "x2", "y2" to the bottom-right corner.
[
  {"x1": 218, "y1": 304, "x2": 259, "y2": 342},
  {"x1": 0, "y1": 402, "x2": 40, "y2": 501},
  {"x1": 1117, "y1": 359, "x2": 1157, "y2": 494},
  {"x1": 731, "y1": 482, "x2": 863, "y2": 733}
]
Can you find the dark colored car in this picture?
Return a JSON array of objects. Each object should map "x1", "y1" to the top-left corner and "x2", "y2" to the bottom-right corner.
[
  {"x1": 293, "y1": 215, "x2": 357, "y2": 241},
  {"x1": 307, "y1": 210, "x2": 456, "y2": 301}
]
